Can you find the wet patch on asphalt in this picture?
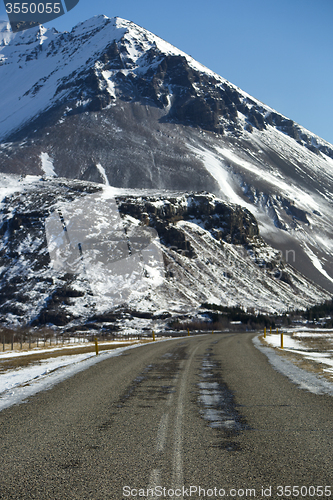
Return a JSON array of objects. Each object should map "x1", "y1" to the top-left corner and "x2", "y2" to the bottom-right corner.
[
  {"x1": 116, "y1": 364, "x2": 156, "y2": 408},
  {"x1": 98, "y1": 343, "x2": 189, "y2": 432},
  {"x1": 196, "y1": 346, "x2": 249, "y2": 449}
]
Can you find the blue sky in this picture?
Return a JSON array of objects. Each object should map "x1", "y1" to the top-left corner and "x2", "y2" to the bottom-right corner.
[{"x1": 1, "y1": 0, "x2": 332, "y2": 144}]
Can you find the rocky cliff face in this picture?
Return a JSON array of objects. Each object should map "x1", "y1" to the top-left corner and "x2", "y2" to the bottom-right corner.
[
  {"x1": 0, "y1": 175, "x2": 329, "y2": 332},
  {"x1": 117, "y1": 192, "x2": 259, "y2": 252}
]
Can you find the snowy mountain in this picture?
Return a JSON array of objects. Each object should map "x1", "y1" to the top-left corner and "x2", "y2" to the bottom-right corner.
[
  {"x1": 0, "y1": 175, "x2": 329, "y2": 331},
  {"x1": 0, "y1": 14, "x2": 333, "y2": 328}
]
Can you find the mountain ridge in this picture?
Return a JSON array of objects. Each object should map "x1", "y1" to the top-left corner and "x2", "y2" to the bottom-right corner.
[
  {"x1": 0, "y1": 15, "x2": 332, "y2": 157},
  {"x1": 0, "y1": 14, "x2": 333, "y2": 318}
]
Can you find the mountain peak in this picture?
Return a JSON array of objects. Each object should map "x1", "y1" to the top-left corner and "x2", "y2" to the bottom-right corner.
[
  {"x1": 1, "y1": 13, "x2": 333, "y2": 301},
  {"x1": 1, "y1": 13, "x2": 332, "y2": 153}
]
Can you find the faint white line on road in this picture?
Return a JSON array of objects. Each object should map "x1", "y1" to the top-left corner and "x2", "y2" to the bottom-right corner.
[
  {"x1": 166, "y1": 373, "x2": 179, "y2": 406},
  {"x1": 172, "y1": 345, "x2": 200, "y2": 499},
  {"x1": 147, "y1": 468, "x2": 161, "y2": 499},
  {"x1": 156, "y1": 413, "x2": 169, "y2": 453}
]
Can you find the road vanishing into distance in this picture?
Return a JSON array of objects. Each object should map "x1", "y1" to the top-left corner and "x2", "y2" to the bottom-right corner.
[{"x1": 1, "y1": 333, "x2": 333, "y2": 499}]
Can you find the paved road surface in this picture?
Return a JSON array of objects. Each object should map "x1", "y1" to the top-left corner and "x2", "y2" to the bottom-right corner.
[{"x1": 0, "y1": 333, "x2": 332, "y2": 499}]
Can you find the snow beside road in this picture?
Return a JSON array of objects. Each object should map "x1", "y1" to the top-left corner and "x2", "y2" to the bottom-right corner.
[
  {"x1": 0, "y1": 341, "x2": 149, "y2": 412},
  {"x1": 253, "y1": 335, "x2": 333, "y2": 396},
  {"x1": 261, "y1": 333, "x2": 304, "y2": 350}
]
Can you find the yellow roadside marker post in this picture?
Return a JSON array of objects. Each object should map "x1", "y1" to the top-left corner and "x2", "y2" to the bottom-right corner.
[
  {"x1": 212, "y1": 330, "x2": 214, "y2": 335},
  {"x1": 152, "y1": 331, "x2": 156, "y2": 341},
  {"x1": 94, "y1": 336, "x2": 99, "y2": 356},
  {"x1": 187, "y1": 328, "x2": 190, "y2": 337},
  {"x1": 280, "y1": 331, "x2": 284, "y2": 349},
  {"x1": 264, "y1": 327, "x2": 266, "y2": 339}
]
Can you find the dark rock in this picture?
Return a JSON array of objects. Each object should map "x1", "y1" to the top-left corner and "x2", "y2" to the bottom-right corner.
[{"x1": 117, "y1": 192, "x2": 259, "y2": 249}]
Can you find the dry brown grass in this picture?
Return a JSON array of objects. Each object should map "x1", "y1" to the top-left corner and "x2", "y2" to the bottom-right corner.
[
  {"x1": 0, "y1": 339, "x2": 154, "y2": 374},
  {"x1": 293, "y1": 336, "x2": 333, "y2": 351}
]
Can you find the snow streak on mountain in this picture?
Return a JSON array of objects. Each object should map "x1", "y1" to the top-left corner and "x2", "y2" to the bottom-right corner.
[{"x1": 0, "y1": 15, "x2": 333, "y2": 329}]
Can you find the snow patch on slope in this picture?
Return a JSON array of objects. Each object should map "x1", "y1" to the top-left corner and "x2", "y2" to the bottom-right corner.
[
  {"x1": 40, "y1": 152, "x2": 56, "y2": 177},
  {"x1": 214, "y1": 144, "x2": 319, "y2": 211},
  {"x1": 303, "y1": 243, "x2": 333, "y2": 285},
  {"x1": 188, "y1": 145, "x2": 241, "y2": 205},
  {"x1": 0, "y1": 21, "x2": 14, "y2": 47},
  {"x1": 96, "y1": 162, "x2": 109, "y2": 185}
]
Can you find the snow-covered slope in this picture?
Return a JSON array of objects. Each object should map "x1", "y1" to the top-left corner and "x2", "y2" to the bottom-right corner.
[
  {"x1": 0, "y1": 175, "x2": 329, "y2": 330},
  {"x1": 0, "y1": 15, "x2": 333, "y2": 297}
]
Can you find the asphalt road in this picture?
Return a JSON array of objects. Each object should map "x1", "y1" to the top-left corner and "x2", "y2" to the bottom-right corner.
[{"x1": 1, "y1": 333, "x2": 333, "y2": 499}]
